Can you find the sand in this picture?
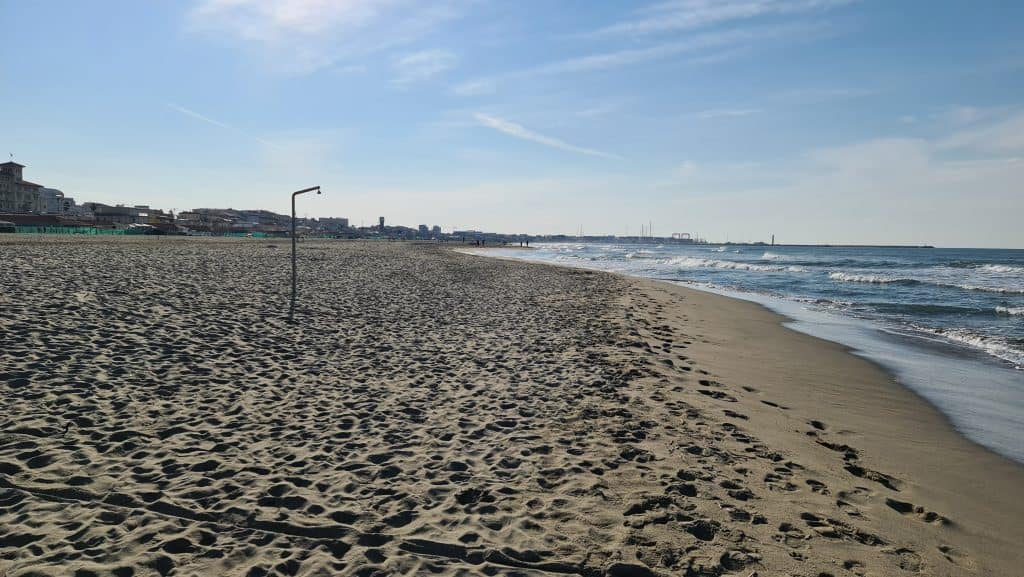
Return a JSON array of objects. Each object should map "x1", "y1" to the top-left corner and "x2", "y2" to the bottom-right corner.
[{"x1": 0, "y1": 236, "x2": 1021, "y2": 577}]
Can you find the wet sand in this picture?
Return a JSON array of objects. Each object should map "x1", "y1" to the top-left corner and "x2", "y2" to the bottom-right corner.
[{"x1": 0, "y1": 237, "x2": 1021, "y2": 577}]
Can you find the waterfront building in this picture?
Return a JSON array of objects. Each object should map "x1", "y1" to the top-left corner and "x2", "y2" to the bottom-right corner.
[
  {"x1": 81, "y1": 203, "x2": 145, "y2": 225},
  {"x1": 0, "y1": 162, "x2": 44, "y2": 213},
  {"x1": 319, "y1": 217, "x2": 349, "y2": 232},
  {"x1": 39, "y1": 188, "x2": 65, "y2": 214}
]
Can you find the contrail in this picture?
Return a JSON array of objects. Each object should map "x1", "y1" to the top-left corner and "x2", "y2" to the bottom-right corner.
[
  {"x1": 166, "y1": 102, "x2": 280, "y2": 149},
  {"x1": 474, "y1": 112, "x2": 623, "y2": 160}
]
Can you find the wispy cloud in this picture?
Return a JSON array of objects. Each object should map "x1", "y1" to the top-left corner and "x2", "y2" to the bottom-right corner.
[
  {"x1": 575, "y1": 102, "x2": 622, "y2": 118},
  {"x1": 597, "y1": 0, "x2": 855, "y2": 36},
  {"x1": 188, "y1": 0, "x2": 469, "y2": 74},
  {"x1": 696, "y1": 108, "x2": 760, "y2": 119},
  {"x1": 472, "y1": 113, "x2": 623, "y2": 160},
  {"x1": 452, "y1": 79, "x2": 495, "y2": 97},
  {"x1": 191, "y1": 0, "x2": 390, "y2": 37},
  {"x1": 454, "y1": 23, "x2": 818, "y2": 95},
  {"x1": 536, "y1": 27, "x2": 767, "y2": 75},
  {"x1": 166, "y1": 102, "x2": 278, "y2": 148},
  {"x1": 936, "y1": 105, "x2": 996, "y2": 126},
  {"x1": 392, "y1": 49, "x2": 456, "y2": 84},
  {"x1": 938, "y1": 111, "x2": 1024, "y2": 153}
]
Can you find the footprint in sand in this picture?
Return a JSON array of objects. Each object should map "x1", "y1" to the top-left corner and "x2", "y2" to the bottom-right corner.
[{"x1": 885, "y1": 498, "x2": 952, "y2": 526}]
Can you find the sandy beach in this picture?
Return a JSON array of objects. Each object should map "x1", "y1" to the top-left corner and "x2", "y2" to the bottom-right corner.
[{"x1": 1, "y1": 236, "x2": 1021, "y2": 577}]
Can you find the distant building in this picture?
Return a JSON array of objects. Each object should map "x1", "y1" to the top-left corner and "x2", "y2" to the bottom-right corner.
[
  {"x1": 38, "y1": 188, "x2": 84, "y2": 218},
  {"x1": 82, "y1": 203, "x2": 144, "y2": 225},
  {"x1": 0, "y1": 162, "x2": 44, "y2": 213},
  {"x1": 418, "y1": 224, "x2": 429, "y2": 237},
  {"x1": 39, "y1": 188, "x2": 65, "y2": 214},
  {"x1": 378, "y1": 216, "x2": 385, "y2": 233},
  {"x1": 432, "y1": 225, "x2": 441, "y2": 235},
  {"x1": 319, "y1": 217, "x2": 349, "y2": 232},
  {"x1": 60, "y1": 195, "x2": 83, "y2": 217}
]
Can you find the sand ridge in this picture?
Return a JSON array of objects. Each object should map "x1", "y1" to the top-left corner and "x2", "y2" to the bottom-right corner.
[{"x1": 0, "y1": 237, "x2": 1020, "y2": 576}]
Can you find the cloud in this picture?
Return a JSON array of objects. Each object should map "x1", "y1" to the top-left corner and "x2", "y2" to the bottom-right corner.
[
  {"x1": 166, "y1": 102, "x2": 278, "y2": 148},
  {"x1": 938, "y1": 105, "x2": 994, "y2": 126},
  {"x1": 937, "y1": 111, "x2": 1024, "y2": 154},
  {"x1": 452, "y1": 79, "x2": 495, "y2": 96},
  {"x1": 453, "y1": 23, "x2": 818, "y2": 95},
  {"x1": 537, "y1": 27, "x2": 769, "y2": 75},
  {"x1": 392, "y1": 49, "x2": 456, "y2": 84},
  {"x1": 665, "y1": 113, "x2": 1024, "y2": 246},
  {"x1": 676, "y1": 160, "x2": 698, "y2": 178},
  {"x1": 597, "y1": 0, "x2": 855, "y2": 36},
  {"x1": 191, "y1": 0, "x2": 390, "y2": 37},
  {"x1": 696, "y1": 108, "x2": 760, "y2": 119},
  {"x1": 188, "y1": 0, "x2": 469, "y2": 73},
  {"x1": 472, "y1": 113, "x2": 623, "y2": 160},
  {"x1": 574, "y1": 102, "x2": 621, "y2": 118}
]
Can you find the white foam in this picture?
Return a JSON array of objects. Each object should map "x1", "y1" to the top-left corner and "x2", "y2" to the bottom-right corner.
[
  {"x1": 981, "y1": 264, "x2": 1024, "y2": 274},
  {"x1": 948, "y1": 283, "x2": 1024, "y2": 295},
  {"x1": 919, "y1": 327, "x2": 1024, "y2": 368},
  {"x1": 828, "y1": 272, "x2": 914, "y2": 284},
  {"x1": 829, "y1": 271, "x2": 1024, "y2": 294},
  {"x1": 996, "y1": 306, "x2": 1024, "y2": 316},
  {"x1": 667, "y1": 256, "x2": 805, "y2": 273}
]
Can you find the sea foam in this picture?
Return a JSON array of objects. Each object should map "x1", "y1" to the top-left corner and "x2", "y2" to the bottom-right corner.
[{"x1": 669, "y1": 256, "x2": 804, "y2": 273}]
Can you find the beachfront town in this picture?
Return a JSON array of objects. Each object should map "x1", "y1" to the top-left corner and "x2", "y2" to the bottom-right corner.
[
  {"x1": 0, "y1": 160, "x2": 519, "y2": 241},
  {"x1": 1, "y1": 159, "x2": 706, "y2": 244}
]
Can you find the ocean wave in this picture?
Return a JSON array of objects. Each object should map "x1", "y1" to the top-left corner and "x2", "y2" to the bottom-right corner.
[
  {"x1": 946, "y1": 262, "x2": 1024, "y2": 274},
  {"x1": 761, "y1": 251, "x2": 786, "y2": 261},
  {"x1": 996, "y1": 306, "x2": 1024, "y2": 316},
  {"x1": 981, "y1": 264, "x2": 1024, "y2": 274},
  {"x1": 668, "y1": 256, "x2": 806, "y2": 273},
  {"x1": 948, "y1": 284, "x2": 1024, "y2": 295},
  {"x1": 829, "y1": 272, "x2": 1024, "y2": 294},
  {"x1": 917, "y1": 326, "x2": 1024, "y2": 369},
  {"x1": 865, "y1": 302, "x2": 988, "y2": 315},
  {"x1": 709, "y1": 246, "x2": 726, "y2": 253},
  {"x1": 828, "y1": 272, "x2": 919, "y2": 285}
]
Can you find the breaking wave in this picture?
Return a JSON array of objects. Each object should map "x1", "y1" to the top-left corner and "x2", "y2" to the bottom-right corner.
[
  {"x1": 917, "y1": 326, "x2": 1024, "y2": 368},
  {"x1": 669, "y1": 256, "x2": 806, "y2": 273},
  {"x1": 981, "y1": 264, "x2": 1024, "y2": 274},
  {"x1": 829, "y1": 272, "x2": 1024, "y2": 294},
  {"x1": 828, "y1": 272, "x2": 919, "y2": 285}
]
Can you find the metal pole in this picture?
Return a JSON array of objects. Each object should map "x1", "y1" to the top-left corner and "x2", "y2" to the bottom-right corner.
[{"x1": 289, "y1": 186, "x2": 320, "y2": 323}]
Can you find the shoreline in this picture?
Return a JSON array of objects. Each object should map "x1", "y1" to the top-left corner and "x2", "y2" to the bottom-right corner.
[
  {"x1": 682, "y1": 282, "x2": 1024, "y2": 464},
  {"x1": 463, "y1": 245, "x2": 1024, "y2": 573},
  {"x1": 625, "y1": 277, "x2": 1024, "y2": 568},
  {"x1": 1, "y1": 237, "x2": 1021, "y2": 576},
  {"x1": 468, "y1": 245, "x2": 1024, "y2": 465}
]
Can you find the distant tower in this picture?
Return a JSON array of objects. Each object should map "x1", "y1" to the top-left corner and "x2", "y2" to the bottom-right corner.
[
  {"x1": 771, "y1": 234, "x2": 775, "y2": 246},
  {"x1": 378, "y1": 216, "x2": 385, "y2": 233}
]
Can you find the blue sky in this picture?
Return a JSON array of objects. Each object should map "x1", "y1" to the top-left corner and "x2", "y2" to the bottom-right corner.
[{"x1": 2, "y1": 0, "x2": 1023, "y2": 246}]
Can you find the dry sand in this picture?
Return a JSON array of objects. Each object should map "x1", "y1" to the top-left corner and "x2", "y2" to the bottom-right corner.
[{"x1": 0, "y1": 237, "x2": 1021, "y2": 577}]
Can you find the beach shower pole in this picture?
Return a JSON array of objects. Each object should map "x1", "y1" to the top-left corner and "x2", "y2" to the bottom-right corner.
[{"x1": 289, "y1": 186, "x2": 321, "y2": 323}]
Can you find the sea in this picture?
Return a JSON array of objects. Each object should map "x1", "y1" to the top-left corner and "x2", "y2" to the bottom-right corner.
[{"x1": 486, "y1": 243, "x2": 1024, "y2": 464}]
